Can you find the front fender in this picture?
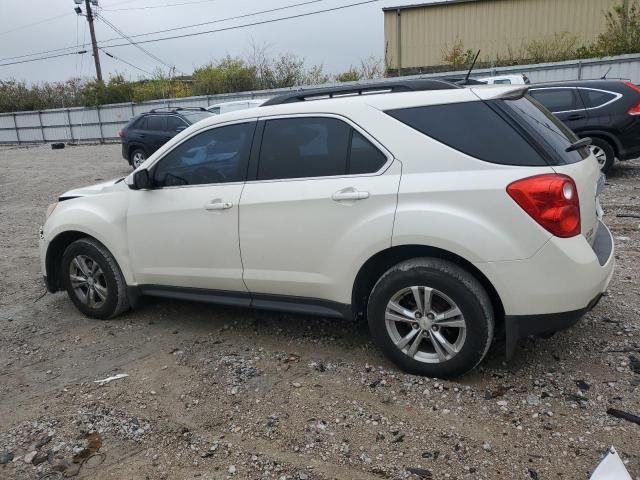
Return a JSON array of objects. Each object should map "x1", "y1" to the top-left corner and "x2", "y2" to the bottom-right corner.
[{"x1": 43, "y1": 192, "x2": 134, "y2": 285}]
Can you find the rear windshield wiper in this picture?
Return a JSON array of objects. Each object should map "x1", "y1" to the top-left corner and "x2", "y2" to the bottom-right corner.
[{"x1": 565, "y1": 137, "x2": 591, "y2": 152}]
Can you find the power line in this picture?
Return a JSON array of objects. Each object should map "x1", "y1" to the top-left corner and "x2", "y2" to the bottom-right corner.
[
  {"x1": 100, "y1": 48, "x2": 153, "y2": 76},
  {"x1": 102, "y1": 0, "x2": 222, "y2": 11},
  {"x1": 97, "y1": 13, "x2": 175, "y2": 72},
  {"x1": 98, "y1": 0, "x2": 381, "y2": 49},
  {"x1": 0, "y1": 0, "x2": 380, "y2": 65},
  {"x1": 0, "y1": 50, "x2": 87, "y2": 68},
  {"x1": 0, "y1": 12, "x2": 70, "y2": 37},
  {"x1": 104, "y1": 0, "x2": 326, "y2": 41}
]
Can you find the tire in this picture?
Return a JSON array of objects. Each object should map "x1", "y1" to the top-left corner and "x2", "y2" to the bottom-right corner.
[
  {"x1": 367, "y1": 258, "x2": 494, "y2": 378},
  {"x1": 589, "y1": 137, "x2": 615, "y2": 174},
  {"x1": 61, "y1": 238, "x2": 130, "y2": 319},
  {"x1": 129, "y1": 148, "x2": 147, "y2": 169}
]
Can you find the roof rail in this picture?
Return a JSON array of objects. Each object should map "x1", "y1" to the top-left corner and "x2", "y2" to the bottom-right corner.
[
  {"x1": 148, "y1": 106, "x2": 208, "y2": 113},
  {"x1": 261, "y1": 79, "x2": 460, "y2": 106}
]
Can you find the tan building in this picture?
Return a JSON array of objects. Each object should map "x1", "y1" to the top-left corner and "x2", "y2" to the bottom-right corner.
[{"x1": 383, "y1": 0, "x2": 623, "y2": 73}]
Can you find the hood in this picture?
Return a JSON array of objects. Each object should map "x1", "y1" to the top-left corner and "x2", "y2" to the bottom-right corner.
[{"x1": 59, "y1": 177, "x2": 127, "y2": 200}]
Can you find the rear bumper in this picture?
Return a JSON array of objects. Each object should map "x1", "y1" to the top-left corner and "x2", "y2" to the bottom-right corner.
[
  {"x1": 121, "y1": 142, "x2": 129, "y2": 161},
  {"x1": 475, "y1": 220, "x2": 615, "y2": 359},
  {"x1": 504, "y1": 293, "x2": 602, "y2": 360}
]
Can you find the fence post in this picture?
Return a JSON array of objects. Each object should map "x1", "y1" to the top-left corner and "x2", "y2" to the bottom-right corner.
[
  {"x1": 37, "y1": 111, "x2": 45, "y2": 143},
  {"x1": 66, "y1": 109, "x2": 75, "y2": 143},
  {"x1": 130, "y1": 103, "x2": 135, "y2": 118},
  {"x1": 96, "y1": 106, "x2": 104, "y2": 144},
  {"x1": 577, "y1": 60, "x2": 583, "y2": 80},
  {"x1": 12, "y1": 113, "x2": 21, "y2": 145}
]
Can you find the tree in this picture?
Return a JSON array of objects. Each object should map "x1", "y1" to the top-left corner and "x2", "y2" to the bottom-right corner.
[
  {"x1": 524, "y1": 32, "x2": 580, "y2": 63},
  {"x1": 359, "y1": 56, "x2": 385, "y2": 79},
  {"x1": 192, "y1": 57, "x2": 257, "y2": 95},
  {"x1": 591, "y1": 1, "x2": 640, "y2": 56},
  {"x1": 442, "y1": 39, "x2": 476, "y2": 68},
  {"x1": 335, "y1": 67, "x2": 361, "y2": 82}
]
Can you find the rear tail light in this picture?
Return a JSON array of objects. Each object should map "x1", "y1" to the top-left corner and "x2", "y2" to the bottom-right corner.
[
  {"x1": 507, "y1": 174, "x2": 581, "y2": 238},
  {"x1": 624, "y1": 81, "x2": 640, "y2": 115}
]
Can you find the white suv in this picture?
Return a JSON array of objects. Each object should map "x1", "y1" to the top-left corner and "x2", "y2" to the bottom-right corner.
[{"x1": 39, "y1": 80, "x2": 615, "y2": 378}]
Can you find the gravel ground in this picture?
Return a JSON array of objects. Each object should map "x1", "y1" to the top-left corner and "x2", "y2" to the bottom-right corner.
[{"x1": 0, "y1": 143, "x2": 639, "y2": 480}]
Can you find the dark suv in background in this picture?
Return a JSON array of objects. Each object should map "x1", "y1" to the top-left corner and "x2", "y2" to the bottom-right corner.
[
  {"x1": 528, "y1": 79, "x2": 640, "y2": 172},
  {"x1": 119, "y1": 107, "x2": 212, "y2": 168}
]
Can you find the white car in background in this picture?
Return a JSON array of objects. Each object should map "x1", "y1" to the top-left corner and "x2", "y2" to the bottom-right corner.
[
  {"x1": 39, "y1": 79, "x2": 614, "y2": 378},
  {"x1": 207, "y1": 99, "x2": 266, "y2": 115},
  {"x1": 476, "y1": 73, "x2": 530, "y2": 85}
]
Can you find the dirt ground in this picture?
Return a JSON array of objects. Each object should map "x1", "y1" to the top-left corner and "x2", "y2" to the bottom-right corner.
[{"x1": 0, "y1": 143, "x2": 638, "y2": 480}]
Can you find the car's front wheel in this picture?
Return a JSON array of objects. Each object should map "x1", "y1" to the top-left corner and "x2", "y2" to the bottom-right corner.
[
  {"x1": 367, "y1": 258, "x2": 494, "y2": 378},
  {"x1": 61, "y1": 238, "x2": 129, "y2": 319},
  {"x1": 129, "y1": 148, "x2": 147, "y2": 169}
]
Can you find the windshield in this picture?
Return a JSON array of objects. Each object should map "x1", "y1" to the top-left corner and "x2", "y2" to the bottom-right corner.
[
  {"x1": 182, "y1": 111, "x2": 213, "y2": 124},
  {"x1": 492, "y1": 95, "x2": 589, "y2": 164}
]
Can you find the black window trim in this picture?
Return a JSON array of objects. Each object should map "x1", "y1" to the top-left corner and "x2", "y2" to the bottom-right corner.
[
  {"x1": 527, "y1": 86, "x2": 585, "y2": 114},
  {"x1": 166, "y1": 114, "x2": 190, "y2": 128},
  {"x1": 245, "y1": 113, "x2": 393, "y2": 183},
  {"x1": 143, "y1": 118, "x2": 259, "y2": 190}
]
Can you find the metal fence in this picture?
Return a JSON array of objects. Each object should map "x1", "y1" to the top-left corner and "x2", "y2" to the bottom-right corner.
[{"x1": 3, "y1": 53, "x2": 640, "y2": 145}]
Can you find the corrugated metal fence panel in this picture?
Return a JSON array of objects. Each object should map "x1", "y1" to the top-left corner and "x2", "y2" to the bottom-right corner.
[
  {"x1": 69, "y1": 108, "x2": 99, "y2": 125},
  {"x1": 102, "y1": 122, "x2": 127, "y2": 139},
  {"x1": 15, "y1": 112, "x2": 40, "y2": 128},
  {"x1": 0, "y1": 128, "x2": 18, "y2": 143},
  {"x1": 3, "y1": 54, "x2": 640, "y2": 144},
  {"x1": 18, "y1": 128, "x2": 44, "y2": 142},
  {"x1": 40, "y1": 110, "x2": 69, "y2": 127},
  {"x1": 0, "y1": 115, "x2": 15, "y2": 129},
  {"x1": 100, "y1": 104, "x2": 134, "y2": 123},
  {"x1": 72, "y1": 124, "x2": 102, "y2": 140},
  {"x1": 43, "y1": 126, "x2": 70, "y2": 142}
]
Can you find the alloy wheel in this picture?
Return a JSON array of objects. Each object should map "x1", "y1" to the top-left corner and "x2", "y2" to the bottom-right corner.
[
  {"x1": 132, "y1": 152, "x2": 146, "y2": 168},
  {"x1": 384, "y1": 286, "x2": 467, "y2": 364},
  {"x1": 590, "y1": 145, "x2": 607, "y2": 169},
  {"x1": 69, "y1": 255, "x2": 108, "y2": 308}
]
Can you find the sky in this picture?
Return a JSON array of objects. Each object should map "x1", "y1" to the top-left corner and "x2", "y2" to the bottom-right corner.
[{"x1": 0, "y1": 0, "x2": 414, "y2": 84}]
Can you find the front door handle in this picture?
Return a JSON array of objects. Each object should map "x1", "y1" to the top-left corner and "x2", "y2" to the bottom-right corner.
[
  {"x1": 332, "y1": 188, "x2": 370, "y2": 201},
  {"x1": 204, "y1": 200, "x2": 233, "y2": 210}
]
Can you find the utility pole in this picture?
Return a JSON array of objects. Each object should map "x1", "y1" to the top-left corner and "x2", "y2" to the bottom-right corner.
[{"x1": 75, "y1": 0, "x2": 102, "y2": 82}]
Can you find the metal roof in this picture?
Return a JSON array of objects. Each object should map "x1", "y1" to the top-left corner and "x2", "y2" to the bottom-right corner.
[{"x1": 382, "y1": 0, "x2": 490, "y2": 12}]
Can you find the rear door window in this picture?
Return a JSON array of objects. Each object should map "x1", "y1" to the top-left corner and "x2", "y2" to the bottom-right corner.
[
  {"x1": 386, "y1": 101, "x2": 547, "y2": 166},
  {"x1": 578, "y1": 88, "x2": 618, "y2": 109},
  {"x1": 166, "y1": 116, "x2": 187, "y2": 131},
  {"x1": 348, "y1": 131, "x2": 387, "y2": 174},
  {"x1": 528, "y1": 88, "x2": 581, "y2": 112},
  {"x1": 258, "y1": 117, "x2": 351, "y2": 180},
  {"x1": 146, "y1": 115, "x2": 166, "y2": 131}
]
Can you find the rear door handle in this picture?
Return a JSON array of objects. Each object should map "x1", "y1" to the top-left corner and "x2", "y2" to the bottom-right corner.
[
  {"x1": 332, "y1": 189, "x2": 370, "y2": 201},
  {"x1": 566, "y1": 113, "x2": 585, "y2": 121},
  {"x1": 204, "y1": 200, "x2": 233, "y2": 210}
]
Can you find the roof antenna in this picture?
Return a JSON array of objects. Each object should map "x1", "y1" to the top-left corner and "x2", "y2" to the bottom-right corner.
[
  {"x1": 601, "y1": 66, "x2": 612, "y2": 80},
  {"x1": 463, "y1": 50, "x2": 481, "y2": 85}
]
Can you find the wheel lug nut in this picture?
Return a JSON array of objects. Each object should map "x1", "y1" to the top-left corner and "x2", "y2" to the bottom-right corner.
[
  {"x1": 427, "y1": 313, "x2": 435, "y2": 320},
  {"x1": 431, "y1": 325, "x2": 439, "y2": 331}
]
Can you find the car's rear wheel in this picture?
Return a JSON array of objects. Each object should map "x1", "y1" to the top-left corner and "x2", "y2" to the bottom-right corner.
[
  {"x1": 589, "y1": 138, "x2": 614, "y2": 173},
  {"x1": 130, "y1": 149, "x2": 147, "y2": 169},
  {"x1": 367, "y1": 258, "x2": 494, "y2": 378},
  {"x1": 61, "y1": 238, "x2": 129, "y2": 319}
]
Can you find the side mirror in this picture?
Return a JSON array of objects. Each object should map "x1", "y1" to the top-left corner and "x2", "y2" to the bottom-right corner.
[{"x1": 131, "y1": 169, "x2": 152, "y2": 190}]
